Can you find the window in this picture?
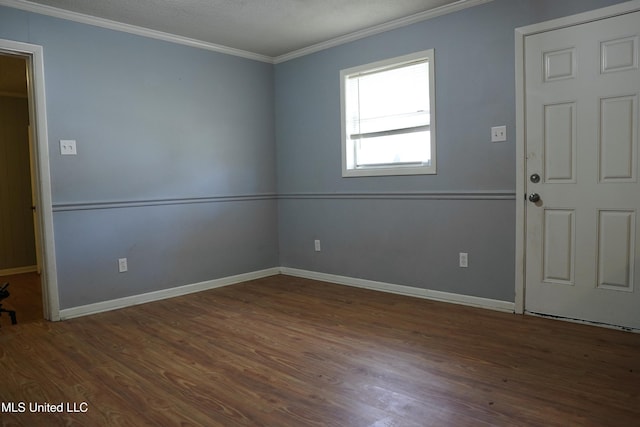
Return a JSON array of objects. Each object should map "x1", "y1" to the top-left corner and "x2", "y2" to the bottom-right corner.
[{"x1": 340, "y1": 49, "x2": 436, "y2": 177}]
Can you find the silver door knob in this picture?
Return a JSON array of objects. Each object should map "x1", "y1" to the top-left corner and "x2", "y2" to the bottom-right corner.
[{"x1": 528, "y1": 193, "x2": 540, "y2": 203}]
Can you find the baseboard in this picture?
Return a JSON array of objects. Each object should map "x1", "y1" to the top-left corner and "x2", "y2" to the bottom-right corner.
[
  {"x1": 0, "y1": 265, "x2": 38, "y2": 276},
  {"x1": 59, "y1": 267, "x2": 280, "y2": 320},
  {"x1": 59, "y1": 265, "x2": 514, "y2": 320},
  {"x1": 280, "y1": 267, "x2": 515, "y2": 313}
]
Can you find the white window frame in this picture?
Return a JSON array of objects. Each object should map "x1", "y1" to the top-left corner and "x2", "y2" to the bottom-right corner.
[{"x1": 340, "y1": 49, "x2": 436, "y2": 177}]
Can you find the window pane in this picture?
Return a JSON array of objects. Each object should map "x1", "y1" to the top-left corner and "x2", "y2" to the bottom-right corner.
[
  {"x1": 341, "y1": 49, "x2": 436, "y2": 177},
  {"x1": 350, "y1": 111, "x2": 429, "y2": 138},
  {"x1": 355, "y1": 131, "x2": 431, "y2": 166},
  {"x1": 354, "y1": 62, "x2": 429, "y2": 134}
]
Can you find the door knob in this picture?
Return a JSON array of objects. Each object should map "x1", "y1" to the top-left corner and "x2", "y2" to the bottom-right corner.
[
  {"x1": 530, "y1": 173, "x2": 540, "y2": 183},
  {"x1": 528, "y1": 193, "x2": 540, "y2": 203}
]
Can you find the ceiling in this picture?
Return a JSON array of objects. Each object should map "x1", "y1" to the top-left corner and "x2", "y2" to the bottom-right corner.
[{"x1": 13, "y1": 0, "x2": 472, "y2": 60}]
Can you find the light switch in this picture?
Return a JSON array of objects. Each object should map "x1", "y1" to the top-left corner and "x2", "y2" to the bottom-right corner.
[
  {"x1": 60, "y1": 139, "x2": 77, "y2": 155},
  {"x1": 491, "y1": 126, "x2": 507, "y2": 143}
]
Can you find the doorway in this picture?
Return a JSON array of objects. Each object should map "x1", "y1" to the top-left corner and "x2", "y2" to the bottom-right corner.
[
  {"x1": 0, "y1": 38, "x2": 60, "y2": 322},
  {"x1": 0, "y1": 52, "x2": 43, "y2": 324},
  {"x1": 515, "y1": 2, "x2": 640, "y2": 331}
]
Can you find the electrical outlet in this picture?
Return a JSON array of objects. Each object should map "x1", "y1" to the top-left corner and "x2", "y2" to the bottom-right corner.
[
  {"x1": 459, "y1": 252, "x2": 468, "y2": 268},
  {"x1": 314, "y1": 239, "x2": 321, "y2": 252},
  {"x1": 118, "y1": 257, "x2": 128, "y2": 273},
  {"x1": 491, "y1": 126, "x2": 507, "y2": 143}
]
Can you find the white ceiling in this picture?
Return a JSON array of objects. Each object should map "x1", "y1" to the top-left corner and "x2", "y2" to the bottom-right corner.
[{"x1": 8, "y1": 0, "x2": 479, "y2": 60}]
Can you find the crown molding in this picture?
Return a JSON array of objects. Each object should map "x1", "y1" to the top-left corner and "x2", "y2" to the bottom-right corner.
[
  {"x1": 273, "y1": 0, "x2": 494, "y2": 63},
  {"x1": 1, "y1": 0, "x2": 493, "y2": 64},
  {"x1": 0, "y1": 0, "x2": 274, "y2": 63}
]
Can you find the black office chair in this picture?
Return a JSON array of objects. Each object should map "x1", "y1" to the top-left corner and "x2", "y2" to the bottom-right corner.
[{"x1": 0, "y1": 283, "x2": 17, "y2": 326}]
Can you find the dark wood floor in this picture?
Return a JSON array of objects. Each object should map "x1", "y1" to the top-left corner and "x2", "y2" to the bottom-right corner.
[
  {"x1": 1, "y1": 275, "x2": 638, "y2": 426},
  {"x1": 0, "y1": 272, "x2": 43, "y2": 326}
]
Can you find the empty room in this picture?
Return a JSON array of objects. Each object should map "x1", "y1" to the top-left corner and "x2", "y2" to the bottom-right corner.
[{"x1": 1, "y1": 0, "x2": 639, "y2": 425}]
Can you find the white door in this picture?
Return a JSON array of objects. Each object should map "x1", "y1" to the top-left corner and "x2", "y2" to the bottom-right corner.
[
  {"x1": 28, "y1": 125, "x2": 43, "y2": 274},
  {"x1": 524, "y1": 10, "x2": 640, "y2": 330}
]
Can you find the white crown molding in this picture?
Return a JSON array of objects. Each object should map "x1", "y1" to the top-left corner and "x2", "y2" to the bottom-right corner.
[
  {"x1": 0, "y1": 0, "x2": 274, "y2": 63},
  {"x1": 273, "y1": 0, "x2": 494, "y2": 63},
  {"x1": 1, "y1": 0, "x2": 493, "y2": 64}
]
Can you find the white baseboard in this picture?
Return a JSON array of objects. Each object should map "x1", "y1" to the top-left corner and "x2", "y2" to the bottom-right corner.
[
  {"x1": 59, "y1": 266, "x2": 514, "y2": 320},
  {"x1": 59, "y1": 267, "x2": 280, "y2": 320},
  {"x1": 0, "y1": 265, "x2": 38, "y2": 276},
  {"x1": 280, "y1": 267, "x2": 515, "y2": 313}
]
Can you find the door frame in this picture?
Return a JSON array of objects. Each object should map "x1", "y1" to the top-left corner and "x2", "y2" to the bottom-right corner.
[
  {"x1": 0, "y1": 38, "x2": 60, "y2": 321},
  {"x1": 514, "y1": 0, "x2": 640, "y2": 315}
]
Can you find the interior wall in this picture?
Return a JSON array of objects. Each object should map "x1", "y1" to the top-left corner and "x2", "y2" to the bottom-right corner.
[
  {"x1": 274, "y1": 0, "x2": 628, "y2": 302},
  {"x1": 0, "y1": 0, "x2": 629, "y2": 310},
  {"x1": 0, "y1": 6, "x2": 279, "y2": 309},
  {"x1": 0, "y1": 94, "x2": 36, "y2": 271}
]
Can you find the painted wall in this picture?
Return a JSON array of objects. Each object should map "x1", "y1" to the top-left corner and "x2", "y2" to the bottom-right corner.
[
  {"x1": 0, "y1": 6, "x2": 278, "y2": 309},
  {"x1": 0, "y1": 0, "x2": 629, "y2": 310},
  {"x1": 0, "y1": 95, "x2": 36, "y2": 271},
  {"x1": 275, "y1": 0, "x2": 627, "y2": 302}
]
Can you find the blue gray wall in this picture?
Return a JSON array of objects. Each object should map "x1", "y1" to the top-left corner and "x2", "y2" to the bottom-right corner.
[
  {"x1": 0, "y1": 6, "x2": 278, "y2": 309},
  {"x1": 275, "y1": 0, "x2": 627, "y2": 302},
  {"x1": 0, "y1": 0, "x2": 628, "y2": 310}
]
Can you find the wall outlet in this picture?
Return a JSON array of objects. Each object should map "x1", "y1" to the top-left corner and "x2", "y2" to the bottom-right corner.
[
  {"x1": 314, "y1": 239, "x2": 321, "y2": 252},
  {"x1": 118, "y1": 257, "x2": 128, "y2": 273},
  {"x1": 491, "y1": 126, "x2": 507, "y2": 143},
  {"x1": 459, "y1": 252, "x2": 468, "y2": 268}
]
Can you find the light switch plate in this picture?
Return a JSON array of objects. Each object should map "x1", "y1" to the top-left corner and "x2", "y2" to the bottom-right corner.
[
  {"x1": 491, "y1": 126, "x2": 507, "y2": 143},
  {"x1": 60, "y1": 139, "x2": 77, "y2": 155}
]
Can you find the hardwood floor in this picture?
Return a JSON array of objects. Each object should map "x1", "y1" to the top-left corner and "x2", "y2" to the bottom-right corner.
[
  {"x1": 1, "y1": 274, "x2": 638, "y2": 426},
  {"x1": 0, "y1": 272, "x2": 43, "y2": 326}
]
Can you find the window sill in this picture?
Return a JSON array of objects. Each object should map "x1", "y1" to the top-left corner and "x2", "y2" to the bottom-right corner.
[{"x1": 342, "y1": 165, "x2": 436, "y2": 177}]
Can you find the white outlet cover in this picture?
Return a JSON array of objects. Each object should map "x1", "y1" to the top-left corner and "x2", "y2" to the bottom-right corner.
[
  {"x1": 60, "y1": 139, "x2": 77, "y2": 155},
  {"x1": 459, "y1": 252, "x2": 468, "y2": 268}
]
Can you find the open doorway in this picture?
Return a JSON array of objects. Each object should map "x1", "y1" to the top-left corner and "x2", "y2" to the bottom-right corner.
[
  {"x1": 0, "y1": 52, "x2": 43, "y2": 325},
  {"x1": 0, "y1": 38, "x2": 60, "y2": 324}
]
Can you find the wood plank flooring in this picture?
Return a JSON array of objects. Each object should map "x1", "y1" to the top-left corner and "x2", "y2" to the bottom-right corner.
[
  {"x1": 0, "y1": 272, "x2": 43, "y2": 325},
  {"x1": 1, "y1": 274, "x2": 639, "y2": 426}
]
